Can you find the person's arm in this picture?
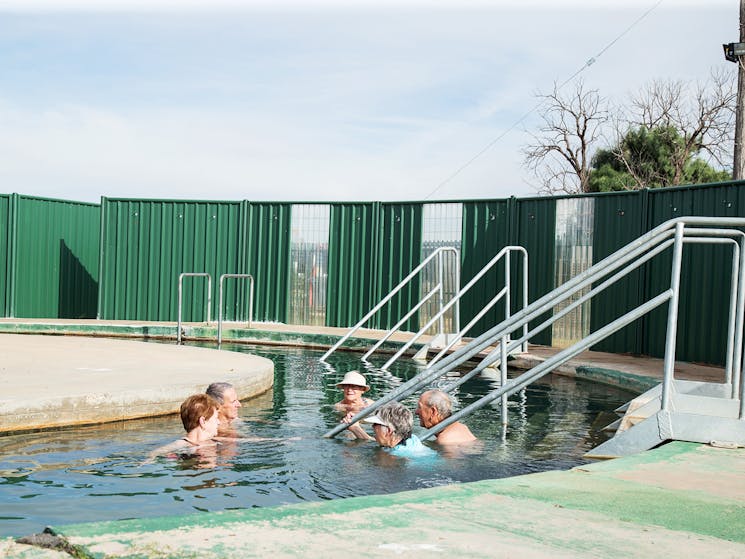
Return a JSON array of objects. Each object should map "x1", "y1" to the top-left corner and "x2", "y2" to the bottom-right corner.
[{"x1": 341, "y1": 412, "x2": 373, "y2": 441}]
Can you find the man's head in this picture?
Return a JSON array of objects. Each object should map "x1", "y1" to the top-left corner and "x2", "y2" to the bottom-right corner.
[
  {"x1": 364, "y1": 401, "x2": 413, "y2": 448},
  {"x1": 206, "y1": 382, "x2": 242, "y2": 424},
  {"x1": 415, "y1": 389, "x2": 452, "y2": 428},
  {"x1": 180, "y1": 393, "x2": 220, "y2": 433}
]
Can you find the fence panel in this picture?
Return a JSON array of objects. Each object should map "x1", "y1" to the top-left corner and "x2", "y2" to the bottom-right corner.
[
  {"x1": 644, "y1": 182, "x2": 745, "y2": 363},
  {"x1": 375, "y1": 203, "x2": 422, "y2": 331},
  {"x1": 13, "y1": 195, "x2": 99, "y2": 318},
  {"x1": 99, "y1": 199, "x2": 243, "y2": 321},
  {"x1": 589, "y1": 190, "x2": 647, "y2": 354},
  {"x1": 288, "y1": 204, "x2": 330, "y2": 326},
  {"x1": 245, "y1": 202, "x2": 292, "y2": 324},
  {"x1": 459, "y1": 200, "x2": 512, "y2": 336},
  {"x1": 512, "y1": 196, "x2": 556, "y2": 346},
  {"x1": 326, "y1": 202, "x2": 379, "y2": 328},
  {"x1": 0, "y1": 195, "x2": 10, "y2": 317}
]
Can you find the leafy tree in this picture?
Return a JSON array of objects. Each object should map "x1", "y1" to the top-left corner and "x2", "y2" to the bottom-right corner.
[{"x1": 588, "y1": 125, "x2": 730, "y2": 192}]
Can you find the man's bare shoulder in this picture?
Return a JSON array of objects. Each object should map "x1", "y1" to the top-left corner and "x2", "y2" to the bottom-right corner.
[{"x1": 436, "y1": 422, "x2": 477, "y2": 444}]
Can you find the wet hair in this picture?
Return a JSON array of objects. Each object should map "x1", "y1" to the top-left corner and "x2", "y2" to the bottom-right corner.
[
  {"x1": 205, "y1": 382, "x2": 234, "y2": 405},
  {"x1": 375, "y1": 401, "x2": 413, "y2": 442},
  {"x1": 180, "y1": 394, "x2": 219, "y2": 432},
  {"x1": 423, "y1": 389, "x2": 453, "y2": 420}
]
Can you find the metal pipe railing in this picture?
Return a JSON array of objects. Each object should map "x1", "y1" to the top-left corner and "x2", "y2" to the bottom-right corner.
[
  {"x1": 323, "y1": 226, "x2": 682, "y2": 438},
  {"x1": 439, "y1": 233, "x2": 683, "y2": 394},
  {"x1": 362, "y1": 285, "x2": 441, "y2": 361},
  {"x1": 218, "y1": 273, "x2": 254, "y2": 347},
  {"x1": 319, "y1": 247, "x2": 459, "y2": 362},
  {"x1": 323, "y1": 217, "x2": 745, "y2": 438},
  {"x1": 379, "y1": 246, "x2": 528, "y2": 370},
  {"x1": 420, "y1": 291, "x2": 673, "y2": 440},
  {"x1": 177, "y1": 272, "x2": 212, "y2": 345}
]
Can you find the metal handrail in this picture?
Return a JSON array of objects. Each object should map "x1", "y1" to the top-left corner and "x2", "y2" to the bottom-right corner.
[
  {"x1": 362, "y1": 285, "x2": 442, "y2": 361},
  {"x1": 320, "y1": 247, "x2": 459, "y2": 362},
  {"x1": 177, "y1": 272, "x2": 212, "y2": 345},
  {"x1": 218, "y1": 273, "x2": 255, "y2": 347},
  {"x1": 378, "y1": 246, "x2": 527, "y2": 370},
  {"x1": 422, "y1": 246, "x2": 528, "y2": 369},
  {"x1": 323, "y1": 217, "x2": 745, "y2": 439}
]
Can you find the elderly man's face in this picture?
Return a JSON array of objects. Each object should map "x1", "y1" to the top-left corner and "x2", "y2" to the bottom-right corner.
[
  {"x1": 415, "y1": 395, "x2": 439, "y2": 428},
  {"x1": 219, "y1": 388, "x2": 242, "y2": 423}
]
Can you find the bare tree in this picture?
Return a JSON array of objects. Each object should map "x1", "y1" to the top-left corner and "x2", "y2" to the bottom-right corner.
[
  {"x1": 523, "y1": 80, "x2": 608, "y2": 194},
  {"x1": 620, "y1": 68, "x2": 736, "y2": 185}
]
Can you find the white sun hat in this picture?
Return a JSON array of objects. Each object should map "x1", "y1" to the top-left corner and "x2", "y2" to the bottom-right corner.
[{"x1": 335, "y1": 370, "x2": 370, "y2": 391}]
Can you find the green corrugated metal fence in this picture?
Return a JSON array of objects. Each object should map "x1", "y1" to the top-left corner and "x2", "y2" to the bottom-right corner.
[
  {"x1": 99, "y1": 198, "x2": 244, "y2": 322},
  {"x1": 326, "y1": 202, "x2": 379, "y2": 328},
  {"x1": 590, "y1": 191, "x2": 648, "y2": 354},
  {"x1": 245, "y1": 202, "x2": 291, "y2": 324},
  {"x1": 459, "y1": 200, "x2": 512, "y2": 336},
  {"x1": 375, "y1": 203, "x2": 423, "y2": 332},
  {"x1": 642, "y1": 183, "x2": 745, "y2": 363},
  {"x1": 10, "y1": 195, "x2": 100, "y2": 318},
  {"x1": 0, "y1": 195, "x2": 10, "y2": 317},
  {"x1": 512, "y1": 196, "x2": 556, "y2": 346},
  {"x1": 3, "y1": 180, "x2": 745, "y2": 366}
]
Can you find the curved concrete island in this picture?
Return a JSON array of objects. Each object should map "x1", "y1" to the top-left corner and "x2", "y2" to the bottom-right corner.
[{"x1": 0, "y1": 334, "x2": 274, "y2": 434}]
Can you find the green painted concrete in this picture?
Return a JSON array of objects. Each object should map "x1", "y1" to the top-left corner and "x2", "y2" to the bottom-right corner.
[{"x1": 46, "y1": 442, "x2": 745, "y2": 559}]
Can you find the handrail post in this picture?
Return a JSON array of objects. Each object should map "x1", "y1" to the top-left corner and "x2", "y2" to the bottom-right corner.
[
  {"x1": 724, "y1": 243, "x2": 740, "y2": 384},
  {"x1": 661, "y1": 222, "x2": 685, "y2": 412},
  {"x1": 522, "y1": 249, "x2": 529, "y2": 352},
  {"x1": 500, "y1": 335, "x2": 508, "y2": 427},
  {"x1": 438, "y1": 249, "x2": 445, "y2": 337},
  {"x1": 732, "y1": 233, "x2": 745, "y2": 402}
]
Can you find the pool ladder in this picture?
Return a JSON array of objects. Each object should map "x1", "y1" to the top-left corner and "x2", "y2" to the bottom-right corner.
[
  {"x1": 177, "y1": 272, "x2": 254, "y2": 346},
  {"x1": 321, "y1": 245, "x2": 529, "y2": 370}
]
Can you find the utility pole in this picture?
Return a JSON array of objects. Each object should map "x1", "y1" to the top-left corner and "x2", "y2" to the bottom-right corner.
[{"x1": 734, "y1": 0, "x2": 745, "y2": 179}]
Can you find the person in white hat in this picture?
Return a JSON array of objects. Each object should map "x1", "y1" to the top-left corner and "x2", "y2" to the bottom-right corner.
[{"x1": 334, "y1": 370, "x2": 374, "y2": 413}]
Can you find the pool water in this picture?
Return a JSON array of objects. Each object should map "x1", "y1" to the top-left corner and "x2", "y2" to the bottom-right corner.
[{"x1": 0, "y1": 344, "x2": 633, "y2": 537}]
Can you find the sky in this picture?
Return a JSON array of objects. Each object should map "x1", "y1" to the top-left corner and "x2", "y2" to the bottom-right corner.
[{"x1": 0, "y1": 0, "x2": 736, "y2": 204}]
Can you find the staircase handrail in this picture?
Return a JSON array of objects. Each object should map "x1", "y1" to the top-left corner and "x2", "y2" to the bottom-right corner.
[
  {"x1": 377, "y1": 246, "x2": 528, "y2": 370},
  {"x1": 361, "y1": 285, "x2": 442, "y2": 360},
  {"x1": 319, "y1": 247, "x2": 459, "y2": 362},
  {"x1": 323, "y1": 216, "x2": 745, "y2": 439}
]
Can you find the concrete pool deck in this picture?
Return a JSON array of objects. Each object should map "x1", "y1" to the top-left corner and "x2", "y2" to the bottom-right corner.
[
  {"x1": 0, "y1": 333, "x2": 275, "y2": 434},
  {"x1": 0, "y1": 320, "x2": 742, "y2": 557}
]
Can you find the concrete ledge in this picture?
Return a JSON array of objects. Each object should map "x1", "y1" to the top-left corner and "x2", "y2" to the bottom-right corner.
[
  {"x1": 0, "y1": 334, "x2": 274, "y2": 433},
  {"x1": 46, "y1": 442, "x2": 745, "y2": 558}
]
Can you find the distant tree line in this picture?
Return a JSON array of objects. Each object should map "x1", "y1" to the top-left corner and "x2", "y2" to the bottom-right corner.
[{"x1": 523, "y1": 68, "x2": 735, "y2": 194}]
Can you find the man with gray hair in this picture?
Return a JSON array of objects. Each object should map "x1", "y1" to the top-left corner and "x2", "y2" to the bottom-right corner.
[
  {"x1": 416, "y1": 389, "x2": 476, "y2": 444},
  {"x1": 205, "y1": 382, "x2": 242, "y2": 436}
]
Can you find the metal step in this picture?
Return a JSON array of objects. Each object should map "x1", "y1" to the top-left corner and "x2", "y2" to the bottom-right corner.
[{"x1": 587, "y1": 404, "x2": 745, "y2": 459}]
